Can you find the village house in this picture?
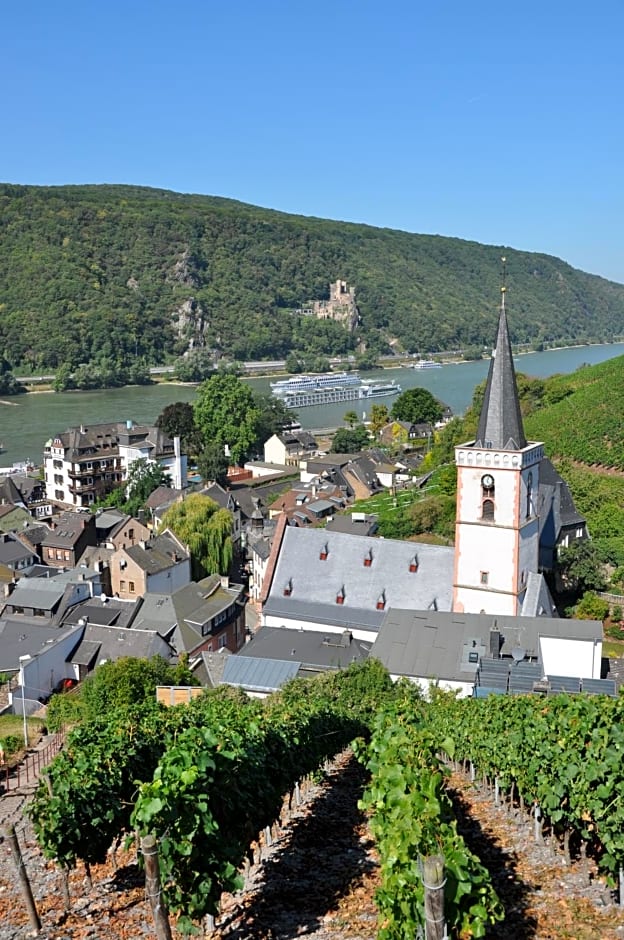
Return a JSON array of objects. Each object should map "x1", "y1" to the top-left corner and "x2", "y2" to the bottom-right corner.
[
  {"x1": 263, "y1": 429, "x2": 318, "y2": 467},
  {"x1": 110, "y1": 529, "x2": 191, "y2": 600},
  {"x1": 0, "y1": 531, "x2": 39, "y2": 573},
  {"x1": 43, "y1": 420, "x2": 187, "y2": 508},
  {"x1": 41, "y1": 511, "x2": 98, "y2": 568}
]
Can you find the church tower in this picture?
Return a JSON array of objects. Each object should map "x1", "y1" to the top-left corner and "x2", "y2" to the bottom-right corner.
[{"x1": 453, "y1": 273, "x2": 544, "y2": 615}]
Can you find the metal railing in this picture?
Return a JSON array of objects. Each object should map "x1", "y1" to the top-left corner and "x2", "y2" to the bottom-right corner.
[{"x1": 0, "y1": 730, "x2": 66, "y2": 793}]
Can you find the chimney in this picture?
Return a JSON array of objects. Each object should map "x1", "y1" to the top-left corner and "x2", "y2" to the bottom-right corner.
[
  {"x1": 376, "y1": 591, "x2": 386, "y2": 611},
  {"x1": 319, "y1": 542, "x2": 328, "y2": 561},
  {"x1": 409, "y1": 555, "x2": 419, "y2": 573},
  {"x1": 283, "y1": 578, "x2": 292, "y2": 597},
  {"x1": 363, "y1": 548, "x2": 373, "y2": 567},
  {"x1": 220, "y1": 574, "x2": 230, "y2": 590},
  {"x1": 336, "y1": 586, "x2": 345, "y2": 605},
  {"x1": 490, "y1": 628, "x2": 501, "y2": 658}
]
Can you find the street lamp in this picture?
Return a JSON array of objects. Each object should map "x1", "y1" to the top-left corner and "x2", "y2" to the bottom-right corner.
[{"x1": 18, "y1": 654, "x2": 31, "y2": 748}]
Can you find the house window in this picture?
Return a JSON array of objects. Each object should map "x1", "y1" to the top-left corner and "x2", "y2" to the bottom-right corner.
[
  {"x1": 218, "y1": 634, "x2": 227, "y2": 649},
  {"x1": 33, "y1": 608, "x2": 45, "y2": 617},
  {"x1": 526, "y1": 471, "x2": 533, "y2": 519},
  {"x1": 480, "y1": 571, "x2": 489, "y2": 584},
  {"x1": 47, "y1": 548, "x2": 55, "y2": 559},
  {"x1": 481, "y1": 499, "x2": 494, "y2": 522},
  {"x1": 120, "y1": 580, "x2": 126, "y2": 591},
  {"x1": 129, "y1": 581, "x2": 135, "y2": 594}
]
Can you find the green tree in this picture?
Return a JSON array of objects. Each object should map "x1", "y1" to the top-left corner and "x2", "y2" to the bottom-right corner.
[
  {"x1": 391, "y1": 387, "x2": 444, "y2": 425},
  {"x1": 156, "y1": 401, "x2": 198, "y2": 451},
  {"x1": 162, "y1": 493, "x2": 233, "y2": 578},
  {"x1": 573, "y1": 591, "x2": 609, "y2": 621},
  {"x1": 369, "y1": 403, "x2": 390, "y2": 435},
  {"x1": 193, "y1": 372, "x2": 261, "y2": 465},
  {"x1": 557, "y1": 540, "x2": 607, "y2": 594},
  {"x1": 197, "y1": 441, "x2": 230, "y2": 486},
  {"x1": 252, "y1": 392, "x2": 295, "y2": 445},
  {"x1": 343, "y1": 409, "x2": 359, "y2": 428},
  {"x1": 125, "y1": 459, "x2": 171, "y2": 516},
  {"x1": 409, "y1": 494, "x2": 456, "y2": 540},
  {"x1": 81, "y1": 656, "x2": 184, "y2": 720},
  {"x1": 331, "y1": 425, "x2": 370, "y2": 453},
  {"x1": 173, "y1": 349, "x2": 216, "y2": 383}
]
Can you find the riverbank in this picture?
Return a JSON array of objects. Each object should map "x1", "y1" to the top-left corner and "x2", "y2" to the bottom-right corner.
[{"x1": 2, "y1": 343, "x2": 624, "y2": 468}]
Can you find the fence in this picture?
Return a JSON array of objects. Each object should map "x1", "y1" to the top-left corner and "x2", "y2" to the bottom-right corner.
[
  {"x1": 0, "y1": 730, "x2": 66, "y2": 794},
  {"x1": 598, "y1": 592, "x2": 624, "y2": 608}
]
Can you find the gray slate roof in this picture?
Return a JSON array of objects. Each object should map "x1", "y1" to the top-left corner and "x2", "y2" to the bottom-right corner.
[
  {"x1": 68, "y1": 623, "x2": 175, "y2": 668},
  {"x1": 222, "y1": 656, "x2": 300, "y2": 693},
  {"x1": 0, "y1": 618, "x2": 73, "y2": 673},
  {"x1": 371, "y1": 608, "x2": 602, "y2": 685},
  {"x1": 125, "y1": 531, "x2": 188, "y2": 574},
  {"x1": 475, "y1": 306, "x2": 527, "y2": 450},
  {"x1": 236, "y1": 625, "x2": 372, "y2": 671},
  {"x1": 264, "y1": 527, "x2": 454, "y2": 633},
  {"x1": 3, "y1": 577, "x2": 68, "y2": 611}
]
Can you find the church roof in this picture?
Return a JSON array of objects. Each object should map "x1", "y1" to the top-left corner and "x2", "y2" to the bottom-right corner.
[{"x1": 474, "y1": 298, "x2": 527, "y2": 451}]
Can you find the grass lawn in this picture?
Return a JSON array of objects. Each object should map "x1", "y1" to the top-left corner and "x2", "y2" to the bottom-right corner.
[
  {"x1": 603, "y1": 639, "x2": 624, "y2": 660},
  {"x1": 0, "y1": 714, "x2": 46, "y2": 749}
]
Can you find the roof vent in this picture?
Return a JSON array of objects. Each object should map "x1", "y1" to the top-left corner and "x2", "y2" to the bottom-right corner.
[
  {"x1": 409, "y1": 555, "x2": 419, "y2": 573},
  {"x1": 336, "y1": 585, "x2": 345, "y2": 605},
  {"x1": 319, "y1": 543, "x2": 328, "y2": 560},
  {"x1": 364, "y1": 548, "x2": 373, "y2": 567},
  {"x1": 376, "y1": 591, "x2": 386, "y2": 611},
  {"x1": 283, "y1": 578, "x2": 293, "y2": 597}
]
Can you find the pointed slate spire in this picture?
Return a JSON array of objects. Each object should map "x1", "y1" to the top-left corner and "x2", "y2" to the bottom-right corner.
[{"x1": 474, "y1": 274, "x2": 527, "y2": 451}]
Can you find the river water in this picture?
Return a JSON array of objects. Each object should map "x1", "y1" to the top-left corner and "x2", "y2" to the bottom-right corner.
[{"x1": 2, "y1": 343, "x2": 624, "y2": 468}]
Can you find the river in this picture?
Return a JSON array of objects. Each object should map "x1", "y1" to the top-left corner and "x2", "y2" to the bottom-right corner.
[{"x1": 2, "y1": 343, "x2": 624, "y2": 468}]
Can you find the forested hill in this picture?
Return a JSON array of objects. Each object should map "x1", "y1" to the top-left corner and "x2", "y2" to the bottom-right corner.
[{"x1": 1, "y1": 182, "x2": 624, "y2": 370}]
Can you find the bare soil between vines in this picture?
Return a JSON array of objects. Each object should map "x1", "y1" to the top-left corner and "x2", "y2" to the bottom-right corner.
[{"x1": 1, "y1": 751, "x2": 623, "y2": 939}]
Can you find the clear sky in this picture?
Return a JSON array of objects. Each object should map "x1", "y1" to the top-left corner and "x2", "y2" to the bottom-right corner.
[{"x1": 3, "y1": 1, "x2": 623, "y2": 281}]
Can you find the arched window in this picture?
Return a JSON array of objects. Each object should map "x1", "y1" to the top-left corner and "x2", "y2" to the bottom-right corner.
[
  {"x1": 481, "y1": 474, "x2": 495, "y2": 522},
  {"x1": 526, "y1": 471, "x2": 533, "y2": 519}
]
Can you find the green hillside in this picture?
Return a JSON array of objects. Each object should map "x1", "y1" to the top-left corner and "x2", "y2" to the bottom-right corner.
[
  {"x1": 524, "y1": 355, "x2": 624, "y2": 468},
  {"x1": 1, "y1": 182, "x2": 624, "y2": 370}
]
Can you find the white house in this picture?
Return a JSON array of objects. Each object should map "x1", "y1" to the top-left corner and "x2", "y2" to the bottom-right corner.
[{"x1": 43, "y1": 420, "x2": 187, "y2": 507}]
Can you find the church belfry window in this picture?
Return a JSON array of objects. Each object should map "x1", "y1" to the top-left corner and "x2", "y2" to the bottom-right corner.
[
  {"x1": 481, "y1": 474, "x2": 495, "y2": 522},
  {"x1": 526, "y1": 471, "x2": 533, "y2": 519}
]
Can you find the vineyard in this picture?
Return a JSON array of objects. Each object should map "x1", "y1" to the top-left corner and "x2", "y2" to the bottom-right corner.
[
  {"x1": 3, "y1": 663, "x2": 624, "y2": 938},
  {"x1": 524, "y1": 355, "x2": 624, "y2": 469}
]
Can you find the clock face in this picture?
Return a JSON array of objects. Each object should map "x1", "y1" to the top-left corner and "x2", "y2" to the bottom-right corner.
[{"x1": 482, "y1": 474, "x2": 494, "y2": 488}]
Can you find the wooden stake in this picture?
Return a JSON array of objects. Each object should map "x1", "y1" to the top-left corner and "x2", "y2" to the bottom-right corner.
[
  {"x1": 423, "y1": 854, "x2": 445, "y2": 940},
  {"x1": 141, "y1": 834, "x2": 173, "y2": 940},
  {"x1": 2, "y1": 824, "x2": 41, "y2": 934}
]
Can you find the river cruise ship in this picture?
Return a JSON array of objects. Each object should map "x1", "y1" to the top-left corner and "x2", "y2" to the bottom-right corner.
[
  {"x1": 273, "y1": 379, "x2": 401, "y2": 409},
  {"x1": 270, "y1": 371, "x2": 361, "y2": 396},
  {"x1": 410, "y1": 359, "x2": 442, "y2": 369}
]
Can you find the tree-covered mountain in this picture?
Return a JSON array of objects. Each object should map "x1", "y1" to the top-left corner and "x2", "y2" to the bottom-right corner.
[{"x1": 1, "y1": 182, "x2": 624, "y2": 370}]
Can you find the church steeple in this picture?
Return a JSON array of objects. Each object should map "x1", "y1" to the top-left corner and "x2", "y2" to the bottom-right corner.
[{"x1": 474, "y1": 262, "x2": 527, "y2": 451}]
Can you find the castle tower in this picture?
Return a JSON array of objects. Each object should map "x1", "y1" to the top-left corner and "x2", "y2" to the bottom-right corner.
[{"x1": 453, "y1": 277, "x2": 544, "y2": 615}]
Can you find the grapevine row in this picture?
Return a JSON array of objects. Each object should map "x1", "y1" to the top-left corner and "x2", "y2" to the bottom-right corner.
[
  {"x1": 355, "y1": 696, "x2": 504, "y2": 939},
  {"x1": 427, "y1": 690, "x2": 624, "y2": 878},
  {"x1": 28, "y1": 661, "x2": 391, "y2": 933}
]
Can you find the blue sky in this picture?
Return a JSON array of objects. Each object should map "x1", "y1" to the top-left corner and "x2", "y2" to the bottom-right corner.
[{"x1": 3, "y1": 1, "x2": 623, "y2": 281}]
